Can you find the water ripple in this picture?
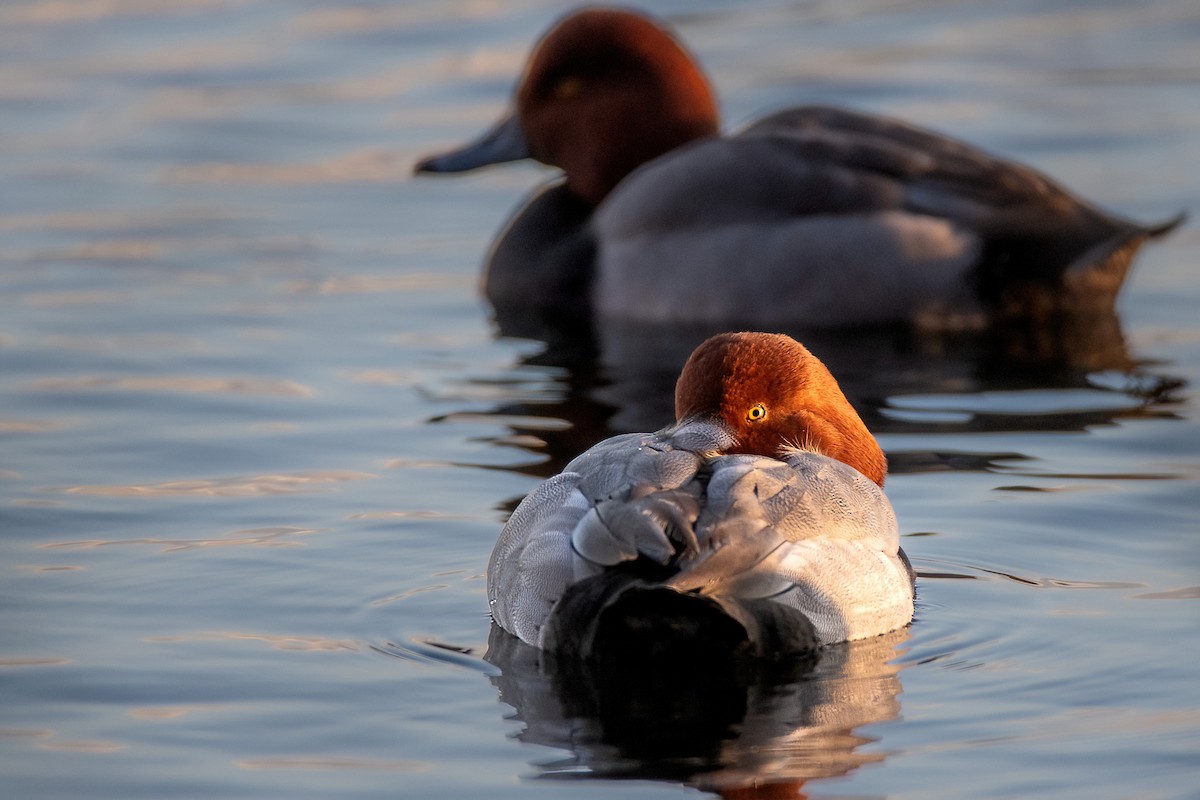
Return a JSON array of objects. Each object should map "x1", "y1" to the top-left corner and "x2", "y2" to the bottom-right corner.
[
  {"x1": 1132, "y1": 586, "x2": 1200, "y2": 600},
  {"x1": 52, "y1": 471, "x2": 373, "y2": 498},
  {"x1": 237, "y1": 756, "x2": 428, "y2": 772},
  {"x1": 146, "y1": 631, "x2": 360, "y2": 652},
  {"x1": 41, "y1": 526, "x2": 326, "y2": 552},
  {"x1": 30, "y1": 375, "x2": 314, "y2": 397},
  {"x1": 915, "y1": 558, "x2": 1146, "y2": 590}
]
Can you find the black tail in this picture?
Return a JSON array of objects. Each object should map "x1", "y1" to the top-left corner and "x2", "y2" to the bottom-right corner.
[
  {"x1": 541, "y1": 571, "x2": 819, "y2": 665},
  {"x1": 1143, "y1": 211, "x2": 1187, "y2": 238},
  {"x1": 976, "y1": 210, "x2": 1185, "y2": 321}
]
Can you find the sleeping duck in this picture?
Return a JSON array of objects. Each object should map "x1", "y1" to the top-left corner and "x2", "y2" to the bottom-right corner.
[{"x1": 487, "y1": 332, "x2": 915, "y2": 660}]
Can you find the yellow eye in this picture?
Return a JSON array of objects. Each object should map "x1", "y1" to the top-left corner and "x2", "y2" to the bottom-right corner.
[{"x1": 747, "y1": 403, "x2": 767, "y2": 422}]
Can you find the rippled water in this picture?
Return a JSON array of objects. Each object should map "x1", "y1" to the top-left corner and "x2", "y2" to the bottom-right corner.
[{"x1": 2, "y1": 1, "x2": 1198, "y2": 798}]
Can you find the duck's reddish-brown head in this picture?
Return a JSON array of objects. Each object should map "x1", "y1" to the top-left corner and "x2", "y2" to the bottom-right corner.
[
  {"x1": 674, "y1": 332, "x2": 888, "y2": 486},
  {"x1": 516, "y1": 8, "x2": 719, "y2": 205}
]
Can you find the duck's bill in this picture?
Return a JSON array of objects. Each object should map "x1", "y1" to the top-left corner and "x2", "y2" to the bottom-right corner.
[{"x1": 414, "y1": 113, "x2": 530, "y2": 174}]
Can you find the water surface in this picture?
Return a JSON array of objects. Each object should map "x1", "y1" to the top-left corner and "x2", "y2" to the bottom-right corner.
[{"x1": 2, "y1": 1, "x2": 1198, "y2": 798}]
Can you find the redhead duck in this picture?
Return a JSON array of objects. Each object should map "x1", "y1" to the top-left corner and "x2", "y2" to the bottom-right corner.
[
  {"x1": 487, "y1": 332, "x2": 914, "y2": 658},
  {"x1": 417, "y1": 7, "x2": 1180, "y2": 330}
]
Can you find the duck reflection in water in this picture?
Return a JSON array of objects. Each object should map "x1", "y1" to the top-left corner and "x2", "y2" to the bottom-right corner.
[
  {"x1": 443, "y1": 310, "x2": 1181, "y2": 487},
  {"x1": 485, "y1": 624, "x2": 909, "y2": 796}
]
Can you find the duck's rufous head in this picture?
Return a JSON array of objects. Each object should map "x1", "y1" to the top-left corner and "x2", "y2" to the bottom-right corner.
[
  {"x1": 674, "y1": 332, "x2": 888, "y2": 486},
  {"x1": 415, "y1": 8, "x2": 719, "y2": 206}
]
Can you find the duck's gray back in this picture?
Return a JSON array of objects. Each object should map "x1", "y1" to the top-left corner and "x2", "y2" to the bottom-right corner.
[{"x1": 487, "y1": 419, "x2": 913, "y2": 652}]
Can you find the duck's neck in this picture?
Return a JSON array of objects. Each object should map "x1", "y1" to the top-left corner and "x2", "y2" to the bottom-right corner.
[
  {"x1": 564, "y1": 120, "x2": 718, "y2": 206},
  {"x1": 798, "y1": 408, "x2": 888, "y2": 487}
]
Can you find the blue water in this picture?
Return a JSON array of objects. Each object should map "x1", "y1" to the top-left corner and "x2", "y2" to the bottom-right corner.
[{"x1": 1, "y1": 1, "x2": 1198, "y2": 798}]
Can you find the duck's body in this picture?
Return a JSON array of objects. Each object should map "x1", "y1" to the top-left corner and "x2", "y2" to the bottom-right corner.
[
  {"x1": 417, "y1": 8, "x2": 1179, "y2": 329},
  {"x1": 593, "y1": 105, "x2": 1169, "y2": 327},
  {"x1": 490, "y1": 419, "x2": 913, "y2": 656},
  {"x1": 486, "y1": 332, "x2": 914, "y2": 658}
]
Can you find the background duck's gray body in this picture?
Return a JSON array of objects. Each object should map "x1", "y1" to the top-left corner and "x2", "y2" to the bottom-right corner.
[
  {"x1": 483, "y1": 106, "x2": 1173, "y2": 329},
  {"x1": 594, "y1": 106, "x2": 1171, "y2": 327}
]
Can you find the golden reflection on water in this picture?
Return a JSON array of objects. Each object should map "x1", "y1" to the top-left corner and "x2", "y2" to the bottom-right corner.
[
  {"x1": 19, "y1": 290, "x2": 128, "y2": 307},
  {"x1": 56, "y1": 470, "x2": 369, "y2": 494},
  {"x1": 369, "y1": 584, "x2": 451, "y2": 608},
  {"x1": 41, "y1": 526, "x2": 326, "y2": 553},
  {"x1": 0, "y1": 208, "x2": 245, "y2": 231},
  {"x1": 0, "y1": 657, "x2": 71, "y2": 667},
  {"x1": 281, "y1": 273, "x2": 463, "y2": 295},
  {"x1": 349, "y1": 369, "x2": 419, "y2": 386},
  {"x1": 164, "y1": 150, "x2": 410, "y2": 186},
  {"x1": 31, "y1": 375, "x2": 314, "y2": 397},
  {"x1": 346, "y1": 510, "x2": 465, "y2": 520},
  {"x1": 37, "y1": 739, "x2": 126, "y2": 753},
  {"x1": 27, "y1": 240, "x2": 166, "y2": 262},
  {"x1": 146, "y1": 631, "x2": 360, "y2": 652},
  {"x1": 0, "y1": 728, "x2": 52, "y2": 739},
  {"x1": 0, "y1": 0, "x2": 247, "y2": 25},
  {"x1": 1133, "y1": 585, "x2": 1200, "y2": 600},
  {"x1": 287, "y1": 3, "x2": 515, "y2": 36},
  {"x1": 0, "y1": 419, "x2": 67, "y2": 433},
  {"x1": 54, "y1": 472, "x2": 372, "y2": 498},
  {"x1": 127, "y1": 705, "x2": 215, "y2": 721},
  {"x1": 13, "y1": 564, "x2": 84, "y2": 573},
  {"x1": 0, "y1": 728, "x2": 128, "y2": 756},
  {"x1": 42, "y1": 333, "x2": 208, "y2": 351}
]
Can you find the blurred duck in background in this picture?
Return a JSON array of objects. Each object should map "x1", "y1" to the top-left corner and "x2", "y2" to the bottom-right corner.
[{"x1": 417, "y1": 7, "x2": 1181, "y2": 332}]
